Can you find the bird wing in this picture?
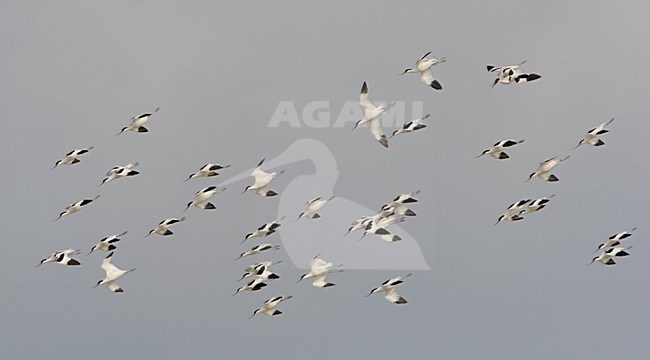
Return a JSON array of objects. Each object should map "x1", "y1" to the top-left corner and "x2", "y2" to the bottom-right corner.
[
  {"x1": 359, "y1": 82, "x2": 376, "y2": 114},
  {"x1": 369, "y1": 119, "x2": 388, "y2": 143},
  {"x1": 418, "y1": 51, "x2": 432, "y2": 63},
  {"x1": 101, "y1": 257, "x2": 120, "y2": 275},
  {"x1": 106, "y1": 282, "x2": 123, "y2": 292},
  {"x1": 419, "y1": 69, "x2": 435, "y2": 86}
]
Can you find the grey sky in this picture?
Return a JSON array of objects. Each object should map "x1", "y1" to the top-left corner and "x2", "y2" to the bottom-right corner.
[{"x1": 2, "y1": 1, "x2": 650, "y2": 359}]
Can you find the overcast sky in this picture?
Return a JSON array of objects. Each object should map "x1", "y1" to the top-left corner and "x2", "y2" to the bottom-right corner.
[{"x1": 2, "y1": 1, "x2": 650, "y2": 359}]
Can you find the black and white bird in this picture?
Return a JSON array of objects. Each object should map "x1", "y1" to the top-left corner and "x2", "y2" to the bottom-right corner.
[
  {"x1": 117, "y1": 107, "x2": 160, "y2": 135},
  {"x1": 297, "y1": 196, "x2": 335, "y2": 220},
  {"x1": 400, "y1": 51, "x2": 446, "y2": 90},
  {"x1": 589, "y1": 246, "x2": 631, "y2": 266},
  {"x1": 243, "y1": 218, "x2": 283, "y2": 243},
  {"x1": 486, "y1": 61, "x2": 527, "y2": 75},
  {"x1": 575, "y1": 118, "x2": 615, "y2": 148},
  {"x1": 519, "y1": 194, "x2": 555, "y2": 215},
  {"x1": 237, "y1": 244, "x2": 280, "y2": 260},
  {"x1": 184, "y1": 186, "x2": 226, "y2": 211},
  {"x1": 36, "y1": 248, "x2": 81, "y2": 267},
  {"x1": 242, "y1": 158, "x2": 284, "y2": 197},
  {"x1": 594, "y1": 228, "x2": 637, "y2": 253},
  {"x1": 488, "y1": 61, "x2": 541, "y2": 88},
  {"x1": 365, "y1": 273, "x2": 411, "y2": 304},
  {"x1": 51, "y1": 147, "x2": 94, "y2": 170},
  {"x1": 239, "y1": 260, "x2": 283, "y2": 281},
  {"x1": 352, "y1": 82, "x2": 394, "y2": 148},
  {"x1": 93, "y1": 252, "x2": 136, "y2": 293},
  {"x1": 249, "y1": 295, "x2": 293, "y2": 318},
  {"x1": 360, "y1": 214, "x2": 405, "y2": 242},
  {"x1": 100, "y1": 162, "x2": 140, "y2": 186},
  {"x1": 87, "y1": 231, "x2": 128, "y2": 255},
  {"x1": 391, "y1": 114, "x2": 431, "y2": 139},
  {"x1": 146, "y1": 217, "x2": 186, "y2": 237},
  {"x1": 494, "y1": 199, "x2": 531, "y2": 225},
  {"x1": 234, "y1": 278, "x2": 268, "y2": 295},
  {"x1": 298, "y1": 255, "x2": 343, "y2": 288},
  {"x1": 526, "y1": 156, "x2": 570, "y2": 182},
  {"x1": 380, "y1": 190, "x2": 420, "y2": 217},
  {"x1": 55, "y1": 195, "x2": 100, "y2": 221},
  {"x1": 344, "y1": 212, "x2": 386, "y2": 236},
  {"x1": 184, "y1": 163, "x2": 231, "y2": 182},
  {"x1": 255, "y1": 265, "x2": 280, "y2": 281},
  {"x1": 476, "y1": 139, "x2": 525, "y2": 160}
]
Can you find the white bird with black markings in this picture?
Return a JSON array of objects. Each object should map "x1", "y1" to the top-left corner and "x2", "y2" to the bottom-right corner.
[
  {"x1": 237, "y1": 244, "x2": 280, "y2": 260},
  {"x1": 36, "y1": 248, "x2": 81, "y2": 267},
  {"x1": 487, "y1": 61, "x2": 528, "y2": 75},
  {"x1": 51, "y1": 146, "x2": 94, "y2": 170},
  {"x1": 343, "y1": 212, "x2": 385, "y2": 236},
  {"x1": 93, "y1": 252, "x2": 136, "y2": 293},
  {"x1": 589, "y1": 246, "x2": 631, "y2": 266},
  {"x1": 298, "y1": 255, "x2": 343, "y2": 288},
  {"x1": 239, "y1": 260, "x2": 283, "y2": 281},
  {"x1": 243, "y1": 218, "x2": 283, "y2": 243},
  {"x1": 360, "y1": 214, "x2": 405, "y2": 242},
  {"x1": 146, "y1": 217, "x2": 186, "y2": 237},
  {"x1": 117, "y1": 107, "x2": 160, "y2": 135},
  {"x1": 297, "y1": 196, "x2": 335, "y2": 220},
  {"x1": 234, "y1": 278, "x2": 268, "y2": 295},
  {"x1": 242, "y1": 158, "x2": 284, "y2": 197},
  {"x1": 526, "y1": 156, "x2": 570, "y2": 183},
  {"x1": 352, "y1": 82, "x2": 394, "y2": 148},
  {"x1": 100, "y1": 162, "x2": 140, "y2": 186},
  {"x1": 184, "y1": 163, "x2": 230, "y2": 182},
  {"x1": 87, "y1": 231, "x2": 128, "y2": 255},
  {"x1": 400, "y1": 51, "x2": 446, "y2": 90},
  {"x1": 365, "y1": 273, "x2": 411, "y2": 304},
  {"x1": 391, "y1": 114, "x2": 431, "y2": 139},
  {"x1": 380, "y1": 190, "x2": 420, "y2": 217},
  {"x1": 519, "y1": 194, "x2": 555, "y2": 215},
  {"x1": 575, "y1": 118, "x2": 615, "y2": 148},
  {"x1": 494, "y1": 199, "x2": 531, "y2": 225},
  {"x1": 487, "y1": 61, "x2": 541, "y2": 88},
  {"x1": 594, "y1": 227, "x2": 637, "y2": 253},
  {"x1": 476, "y1": 139, "x2": 525, "y2": 160},
  {"x1": 249, "y1": 295, "x2": 293, "y2": 318},
  {"x1": 184, "y1": 186, "x2": 226, "y2": 211},
  {"x1": 55, "y1": 195, "x2": 100, "y2": 221}
]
